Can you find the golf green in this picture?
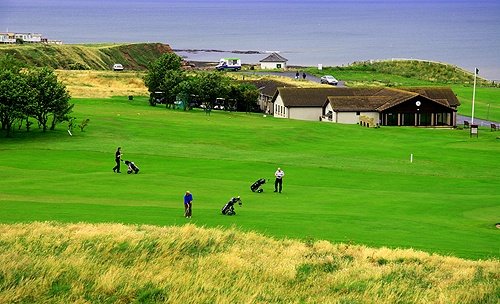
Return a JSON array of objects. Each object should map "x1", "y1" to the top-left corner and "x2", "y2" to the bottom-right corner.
[{"x1": 1, "y1": 96, "x2": 498, "y2": 260}]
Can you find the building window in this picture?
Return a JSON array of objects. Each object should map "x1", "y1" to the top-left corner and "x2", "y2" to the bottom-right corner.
[
  {"x1": 436, "y1": 113, "x2": 448, "y2": 125},
  {"x1": 419, "y1": 113, "x2": 432, "y2": 126},
  {"x1": 356, "y1": 111, "x2": 360, "y2": 115},
  {"x1": 277, "y1": 64, "x2": 281, "y2": 68}
]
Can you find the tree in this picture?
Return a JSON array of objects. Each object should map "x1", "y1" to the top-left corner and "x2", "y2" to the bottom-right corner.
[
  {"x1": 0, "y1": 70, "x2": 32, "y2": 137},
  {"x1": 144, "y1": 52, "x2": 183, "y2": 98},
  {"x1": 158, "y1": 70, "x2": 186, "y2": 106},
  {"x1": 50, "y1": 102, "x2": 74, "y2": 131},
  {"x1": 193, "y1": 72, "x2": 230, "y2": 106},
  {"x1": 227, "y1": 83, "x2": 260, "y2": 112},
  {"x1": 26, "y1": 68, "x2": 72, "y2": 132},
  {"x1": 239, "y1": 83, "x2": 260, "y2": 113}
]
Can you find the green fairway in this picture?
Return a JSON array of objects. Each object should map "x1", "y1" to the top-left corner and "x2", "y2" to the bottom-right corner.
[{"x1": 1, "y1": 96, "x2": 499, "y2": 260}]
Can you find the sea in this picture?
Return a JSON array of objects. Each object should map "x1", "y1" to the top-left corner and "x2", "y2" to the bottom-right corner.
[{"x1": 1, "y1": 0, "x2": 499, "y2": 80}]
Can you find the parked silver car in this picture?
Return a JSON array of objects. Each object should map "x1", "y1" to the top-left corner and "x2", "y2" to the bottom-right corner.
[
  {"x1": 113, "y1": 63, "x2": 124, "y2": 71},
  {"x1": 320, "y1": 75, "x2": 338, "y2": 85}
]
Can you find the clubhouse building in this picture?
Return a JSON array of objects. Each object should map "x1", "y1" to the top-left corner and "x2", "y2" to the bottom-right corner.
[{"x1": 272, "y1": 87, "x2": 460, "y2": 127}]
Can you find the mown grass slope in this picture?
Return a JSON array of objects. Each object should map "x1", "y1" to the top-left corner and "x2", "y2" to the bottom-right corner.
[
  {"x1": 1, "y1": 97, "x2": 499, "y2": 260},
  {"x1": 0, "y1": 43, "x2": 172, "y2": 70},
  {"x1": 0, "y1": 222, "x2": 498, "y2": 304},
  {"x1": 307, "y1": 60, "x2": 494, "y2": 87}
]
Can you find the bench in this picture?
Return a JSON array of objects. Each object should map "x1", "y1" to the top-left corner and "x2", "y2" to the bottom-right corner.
[{"x1": 491, "y1": 124, "x2": 497, "y2": 131}]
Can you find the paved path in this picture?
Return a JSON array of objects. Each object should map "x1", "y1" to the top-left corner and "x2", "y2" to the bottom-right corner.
[
  {"x1": 243, "y1": 71, "x2": 346, "y2": 87},
  {"x1": 457, "y1": 115, "x2": 499, "y2": 127}
]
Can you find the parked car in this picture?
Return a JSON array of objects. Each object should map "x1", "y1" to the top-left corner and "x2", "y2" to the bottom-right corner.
[
  {"x1": 113, "y1": 63, "x2": 124, "y2": 71},
  {"x1": 320, "y1": 75, "x2": 338, "y2": 85}
]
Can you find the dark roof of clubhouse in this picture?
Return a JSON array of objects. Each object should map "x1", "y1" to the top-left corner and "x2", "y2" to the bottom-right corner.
[
  {"x1": 240, "y1": 79, "x2": 297, "y2": 97},
  {"x1": 273, "y1": 87, "x2": 460, "y2": 111}
]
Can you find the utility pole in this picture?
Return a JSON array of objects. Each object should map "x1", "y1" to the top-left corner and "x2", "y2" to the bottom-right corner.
[{"x1": 471, "y1": 68, "x2": 478, "y2": 124}]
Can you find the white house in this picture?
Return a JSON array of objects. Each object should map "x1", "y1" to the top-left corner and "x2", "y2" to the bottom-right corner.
[
  {"x1": 272, "y1": 87, "x2": 339, "y2": 120},
  {"x1": 259, "y1": 52, "x2": 288, "y2": 70},
  {"x1": 14, "y1": 33, "x2": 42, "y2": 43},
  {"x1": 0, "y1": 32, "x2": 60, "y2": 44},
  {"x1": 0, "y1": 33, "x2": 16, "y2": 44}
]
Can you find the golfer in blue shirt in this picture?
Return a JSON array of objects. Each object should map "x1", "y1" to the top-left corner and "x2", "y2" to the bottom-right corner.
[{"x1": 184, "y1": 191, "x2": 193, "y2": 218}]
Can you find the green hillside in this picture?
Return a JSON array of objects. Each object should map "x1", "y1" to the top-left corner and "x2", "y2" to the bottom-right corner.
[
  {"x1": 0, "y1": 43, "x2": 173, "y2": 70},
  {"x1": 307, "y1": 60, "x2": 495, "y2": 87}
]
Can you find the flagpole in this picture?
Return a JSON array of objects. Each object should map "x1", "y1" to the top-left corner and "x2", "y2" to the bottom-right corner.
[{"x1": 471, "y1": 68, "x2": 477, "y2": 124}]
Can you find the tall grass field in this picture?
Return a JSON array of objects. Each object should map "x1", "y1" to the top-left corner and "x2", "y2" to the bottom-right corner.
[
  {"x1": 1, "y1": 96, "x2": 498, "y2": 260},
  {"x1": 0, "y1": 222, "x2": 497, "y2": 303}
]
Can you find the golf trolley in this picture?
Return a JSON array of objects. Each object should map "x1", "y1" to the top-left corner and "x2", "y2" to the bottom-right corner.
[
  {"x1": 250, "y1": 178, "x2": 266, "y2": 193},
  {"x1": 122, "y1": 160, "x2": 140, "y2": 174},
  {"x1": 221, "y1": 196, "x2": 242, "y2": 216}
]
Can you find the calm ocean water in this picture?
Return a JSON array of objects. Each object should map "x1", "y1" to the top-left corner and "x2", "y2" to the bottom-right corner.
[{"x1": 1, "y1": 0, "x2": 499, "y2": 80}]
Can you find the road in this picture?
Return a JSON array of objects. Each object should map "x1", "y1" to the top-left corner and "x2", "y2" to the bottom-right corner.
[
  {"x1": 243, "y1": 71, "x2": 346, "y2": 87},
  {"x1": 456, "y1": 115, "x2": 499, "y2": 126}
]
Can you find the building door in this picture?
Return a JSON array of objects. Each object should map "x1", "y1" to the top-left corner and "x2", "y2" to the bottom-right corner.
[
  {"x1": 402, "y1": 113, "x2": 415, "y2": 126},
  {"x1": 386, "y1": 113, "x2": 398, "y2": 126},
  {"x1": 419, "y1": 113, "x2": 432, "y2": 126}
]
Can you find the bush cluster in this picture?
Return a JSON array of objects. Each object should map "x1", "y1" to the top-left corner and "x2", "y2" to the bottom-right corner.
[{"x1": 144, "y1": 53, "x2": 260, "y2": 112}]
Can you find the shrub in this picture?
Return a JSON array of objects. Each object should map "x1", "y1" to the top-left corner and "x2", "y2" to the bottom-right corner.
[{"x1": 78, "y1": 118, "x2": 90, "y2": 131}]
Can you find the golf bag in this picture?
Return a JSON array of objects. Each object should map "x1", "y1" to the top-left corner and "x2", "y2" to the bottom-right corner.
[
  {"x1": 250, "y1": 178, "x2": 266, "y2": 193},
  {"x1": 221, "y1": 196, "x2": 242, "y2": 216},
  {"x1": 123, "y1": 160, "x2": 140, "y2": 174}
]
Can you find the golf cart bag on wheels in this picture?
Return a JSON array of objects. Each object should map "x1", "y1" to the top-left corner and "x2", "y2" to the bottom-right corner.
[
  {"x1": 124, "y1": 160, "x2": 140, "y2": 174},
  {"x1": 221, "y1": 196, "x2": 242, "y2": 216},
  {"x1": 250, "y1": 178, "x2": 266, "y2": 193}
]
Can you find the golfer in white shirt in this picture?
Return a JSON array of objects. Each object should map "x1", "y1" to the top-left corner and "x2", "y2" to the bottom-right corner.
[{"x1": 274, "y1": 167, "x2": 285, "y2": 193}]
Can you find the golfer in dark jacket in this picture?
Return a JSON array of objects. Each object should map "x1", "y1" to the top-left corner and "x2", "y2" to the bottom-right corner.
[{"x1": 112, "y1": 147, "x2": 122, "y2": 173}]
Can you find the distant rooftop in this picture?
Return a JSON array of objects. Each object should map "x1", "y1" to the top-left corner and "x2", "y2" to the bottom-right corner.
[{"x1": 260, "y1": 52, "x2": 288, "y2": 63}]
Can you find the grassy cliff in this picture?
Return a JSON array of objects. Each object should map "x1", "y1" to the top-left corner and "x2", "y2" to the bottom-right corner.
[
  {"x1": 0, "y1": 43, "x2": 172, "y2": 70},
  {"x1": 0, "y1": 222, "x2": 497, "y2": 304}
]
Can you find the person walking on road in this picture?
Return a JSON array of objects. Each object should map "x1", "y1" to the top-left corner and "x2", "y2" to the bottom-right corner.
[
  {"x1": 295, "y1": 71, "x2": 299, "y2": 79},
  {"x1": 274, "y1": 167, "x2": 285, "y2": 193},
  {"x1": 112, "y1": 147, "x2": 122, "y2": 173},
  {"x1": 184, "y1": 191, "x2": 193, "y2": 218},
  {"x1": 302, "y1": 72, "x2": 306, "y2": 80}
]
